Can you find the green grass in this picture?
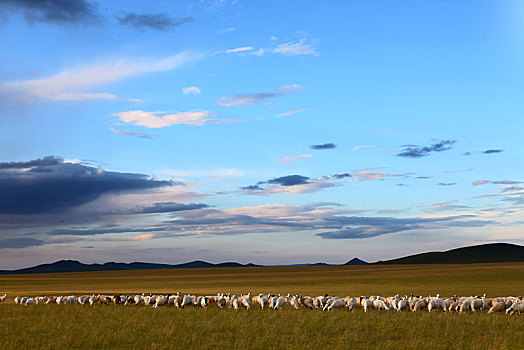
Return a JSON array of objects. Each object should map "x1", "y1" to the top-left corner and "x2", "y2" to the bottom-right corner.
[{"x1": 1, "y1": 263, "x2": 523, "y2": 349}]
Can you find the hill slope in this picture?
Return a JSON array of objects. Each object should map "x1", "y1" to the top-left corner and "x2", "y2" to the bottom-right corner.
[{"x1": 376, "y1": 243, "x2": 524, "y2": 265}]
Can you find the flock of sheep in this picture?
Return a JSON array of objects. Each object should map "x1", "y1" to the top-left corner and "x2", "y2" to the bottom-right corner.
[{"x1": 2, "y1": 292, "x2": 523, "y2": 315}]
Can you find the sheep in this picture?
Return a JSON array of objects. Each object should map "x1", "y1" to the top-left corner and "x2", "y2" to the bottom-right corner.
[
  {"x1": 253, "y1": 294, "x2": 268, "y2": 309},
  {"x1": 66, "y1": 295, "x2": 77, "y2": 305},
  {"x1": 25, "y1": 298, "x2": 34, "y2": 306},
  {"x1": 290, "y1": 296, "x2": 300, "y2": 310},
  {"x1": 326, "y1": 298, "x2": 345, "y2": 311},
  {"x1": 346, "y1": 298, "x2": 357, "y2": 311},
  {"x1": 488, "y1": 301, "x2": 506, "y2": 313},
  {"x1": 361, "y1": 298, "x2": 373, "y2": 312},
  {"x1": 373, "y1": 299, "x2": 390, "y2": 311},
  {"x1": 396, "y1": 299, "x2": 407, "y2": 312},
  {"x1": 459, "y1": 300, "x2": 475, "y2": 313},
  {"x1": 201, "y1": 297, "x2": 210, "y2": 309},
  {"x1": 153, "y1": 295, "x2": 168, "y2": 308},
  {"x1": 412, "y1": 299, "x2": 427, "y2": 312},
  {"x1": 14, "y1": 296, "x2": 21, "y2": 304},
  {"x1": 302, "y1": 296, "x2": 314, "y2": 310},
  {"x1": 274, "y1": 296, "x2": 287, "y2": 310},
  {"x1": 47, "y1": 297, "x2": 58, "y2": 305},
  {"x1": 428, "y1": 297, "x2": 445, "y2": 312},
  {"x1": 180, "y1": 295, "x2": 194, "y2": 308},
  {"x1": 216, "y1": 294, "x2": 226, "y2": 309},
  {"x1": 230, "y1": 298, "x2": 240, "y2": 310},
  {"x1": 506, "y1": 301, "x2": 524, "y2": 315},
  {"x1": 0, "y1": 294, "x2": 6, "y2": 303}
]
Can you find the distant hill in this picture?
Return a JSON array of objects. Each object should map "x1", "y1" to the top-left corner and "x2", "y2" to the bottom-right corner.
[
  {"x1": 376, "y1": 243, "x2": 524, "y2": 265},
  {"x1": 0, "y1": 260, "x2": 259, "y2": 275},
  {"x1": 345, "y1": 258, "x2": 368, "y2": 265}
]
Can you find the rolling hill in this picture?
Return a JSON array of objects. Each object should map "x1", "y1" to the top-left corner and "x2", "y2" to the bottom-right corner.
[{"x1": 376, "y1": 243, "x2": 524, "y2": 265}]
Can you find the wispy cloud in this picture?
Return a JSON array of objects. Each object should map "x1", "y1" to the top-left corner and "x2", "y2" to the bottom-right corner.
[
  {"x1": 273, "y1": 38, "x2": 319, "y2": 56},
  {"x1": 352, "y1": 144, "x2": 376, "y2": 151},
  {"x1": 2, "y1": 52, "x2": 200, "y2": 102},
  {"x1": 218, "y1": 27, "x2": 235, "y2": 33},
  {"x1": 275, "y1": 108, "x2": 309, "y2": 117},
  {"x1": 226, "y1": 47, "x2": 254, "y2": 54},
  {"x1": 116, "y1": 13, "x2": 193, "y2": 31},
  {"x1": 182, "y1": 86, "x2": 201, "y2": 95},
  {"x1": 279, "y1": 154, "x2": 313, "y2": 164},
  {"x1": 217, "y1": 84, "x2": 304, "y2": 107},
  {"x1": 397, "y1": 140, "x2": 456, "y2": 158},
  {"x1": 473, "y1": 179, "x2": 522, "y2": 186},
  {"x1": 110, "y1": 128, "x2": 154, "y2": 140},
  {"x1": 224, "y1": 35, "x2": 318, "y2": 57},
  {"x1": 113, "y1": 110, "x2": 243, "y2": 128}
]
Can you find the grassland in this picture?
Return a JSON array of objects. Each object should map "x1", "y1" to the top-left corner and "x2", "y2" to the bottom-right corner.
[{"x1": 1, "y1": 263, "x2": 523, "y2": 349}]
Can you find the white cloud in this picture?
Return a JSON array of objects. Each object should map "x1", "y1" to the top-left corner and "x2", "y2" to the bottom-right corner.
[
  {"x1": 226, "y1": 47, "x2": 254, "y2": 54},
  {"x1": 275, "y1": 108, "x2": 309, "y2": 117},
  {"x1": 219, "y1": 27, "x2": 235, "y2": 33},
  {"x1": 182, "y1": 86, "x2": 201, "y2": 95},
  {"x1": 272, "y1": 38, "x2": 319, "y2": 56},
  {"x1": 2, "y1": 52, "x2": 200, "y2": 102},
  {"x1": 113, "y1": 110, "x2": 244, "y2": 128}
]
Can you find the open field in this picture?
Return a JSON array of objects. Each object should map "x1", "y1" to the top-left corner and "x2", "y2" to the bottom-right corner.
[{"x1": 1, "y1": 263, "x2": 524, "y2": 349}]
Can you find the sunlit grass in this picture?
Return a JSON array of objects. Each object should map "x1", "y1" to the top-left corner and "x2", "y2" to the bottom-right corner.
[{"x1": 1, "y1": 263, "x2": 523, "y2": 349}]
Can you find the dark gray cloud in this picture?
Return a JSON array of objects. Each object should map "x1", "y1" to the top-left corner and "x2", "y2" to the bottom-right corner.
[
  {"x1": 132, "y1": 202, "x2": 209, "y2": 214},
  {"x1": 438, "y1": 183, "x2": 457, "y2": 186},
  {"x1": 0, "y1": 237, "x2": 46, "y2": 248},
  {"x1": 311, "y1": 143, "x2": 336, "y2": 150},
  {"x1": 483, "y1": 149, "x2": 503, "y2": 154},
  {"x1": 116, "y1": 12, "x2": 193, "y2": 31},
  {"x1": 0, "y1": 0, "x2": 99, "y2": 25},
  {"x1": 240, "y1": 184, "x2": 263, "y2": 191},
  {"x1": 491, "y1": 180, "x2": 522, "y2": 185},
  {"x1": 0, "y1": 156, "x2": 174, "y2": 214},
  {"x1": 331, "y1": 173, "x2": 352, "y2": 180},
  {"x1": 397, "y1": 140, "x2": 456, "y2": 158},
  {"x1": 267, "y1": 175, "x2": 310, "y2": 186}
]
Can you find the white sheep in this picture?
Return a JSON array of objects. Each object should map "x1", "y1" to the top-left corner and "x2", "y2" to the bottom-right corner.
[
  {"x1": 506, "y1": 301, "x2": 524, "y2": 315},
  {"x1": 25, "y1": 298, "x2": 34, "y2": 306},
  {"x1": 274, "y1": 296, "x2": 286, "y2": 310},
  {"x1": 373, "y1": 299, "x2": 390, "y2": 311},
  {"x1": 0, "y1": 294, "x2": 6, "y2": 303}
]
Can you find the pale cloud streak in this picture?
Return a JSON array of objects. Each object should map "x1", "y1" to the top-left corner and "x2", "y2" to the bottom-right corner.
[
  {"x1": 113, "y1": 110, "x2": 244, "y2": 128},
  {"x1": 275, "y1": 108, "x2": 309, "y2": 117},
  {"x1": 218, "y1": 84, "x2": 304, "y2": 106},
  {"x1": 273, "y1": 38, "x2": 319, "y2": 56},
  {"x1": 2, "y1": 52, "x2": 201, "y2": 102},
  {"x1": 110, "y1": 128, "x2": 155, "y2": 140},
  {"x1": 352, "y1": 145, "x2": 376, "y2": 151},
  {"x1": 279, "y1": 154, "x2": 314, "y2": 164}
]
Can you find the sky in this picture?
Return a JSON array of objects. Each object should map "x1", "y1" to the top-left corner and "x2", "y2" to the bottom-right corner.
[{"x1": 0, "y1": 0, "x2": 523, "y2": 269}]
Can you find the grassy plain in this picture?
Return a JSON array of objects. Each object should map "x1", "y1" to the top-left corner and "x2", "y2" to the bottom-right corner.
[{"x1": 1, "y1": 263, "x2": 523, "y2": 349}]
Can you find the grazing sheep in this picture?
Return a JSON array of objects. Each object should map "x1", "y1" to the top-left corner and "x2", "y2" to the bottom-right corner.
[
  {"x1": 201, "y1": 297, "x2": 210, "y2": 309},
  {"x1": 14, "y1": 296, "x2": 21, "y2": 304},
  {"x1": 346, "y1": 298, "x2": 357, "y2": 311},
  {"x1": 362, "y1": 298, "x2": 373, "y2": 313},
  {"x1": 274, "y1": 296, "x2": 287, "y2": 310},
  {"x1": 488, "y1": 301, "x2": 506, "y2": 313},
  {"x1": 326, "y1": 299, "x2": 345, "y2": 311},
  {"x1": 373, "y1": 299, "x2": 390, "y2": 311},
  {"x1": 290, "y1": 296, "x2": 300, "y2": 310},
  {"x1": 302, "y1": 296, "x2": 314, "y2": 310},
  {"x1": 412, "y1": 299, "x2": 427, "y2": 312},
  {"x1": 25, "y1": 298, "x2": 34, "y2": 306},
  {"x1": 180, "y1": 295, "x2": 194, "y2": 308},
  {"x1": 506, "y1": 302, "x2": 524, "y2": 315},
  {"x1": 459, "y1": 300, "x2": 475, "y2": 313},
  {"x1": 396, "y1": 299, "x2": 407, "y2": 312},
  {"x1": 0, "y1": 294, "x2": 6, "y2": 303}
]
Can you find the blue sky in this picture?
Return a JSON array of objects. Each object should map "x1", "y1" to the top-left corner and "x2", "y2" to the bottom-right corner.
[{"x1": 0, "y1": 0, "x2": 522, "y2": 269}]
